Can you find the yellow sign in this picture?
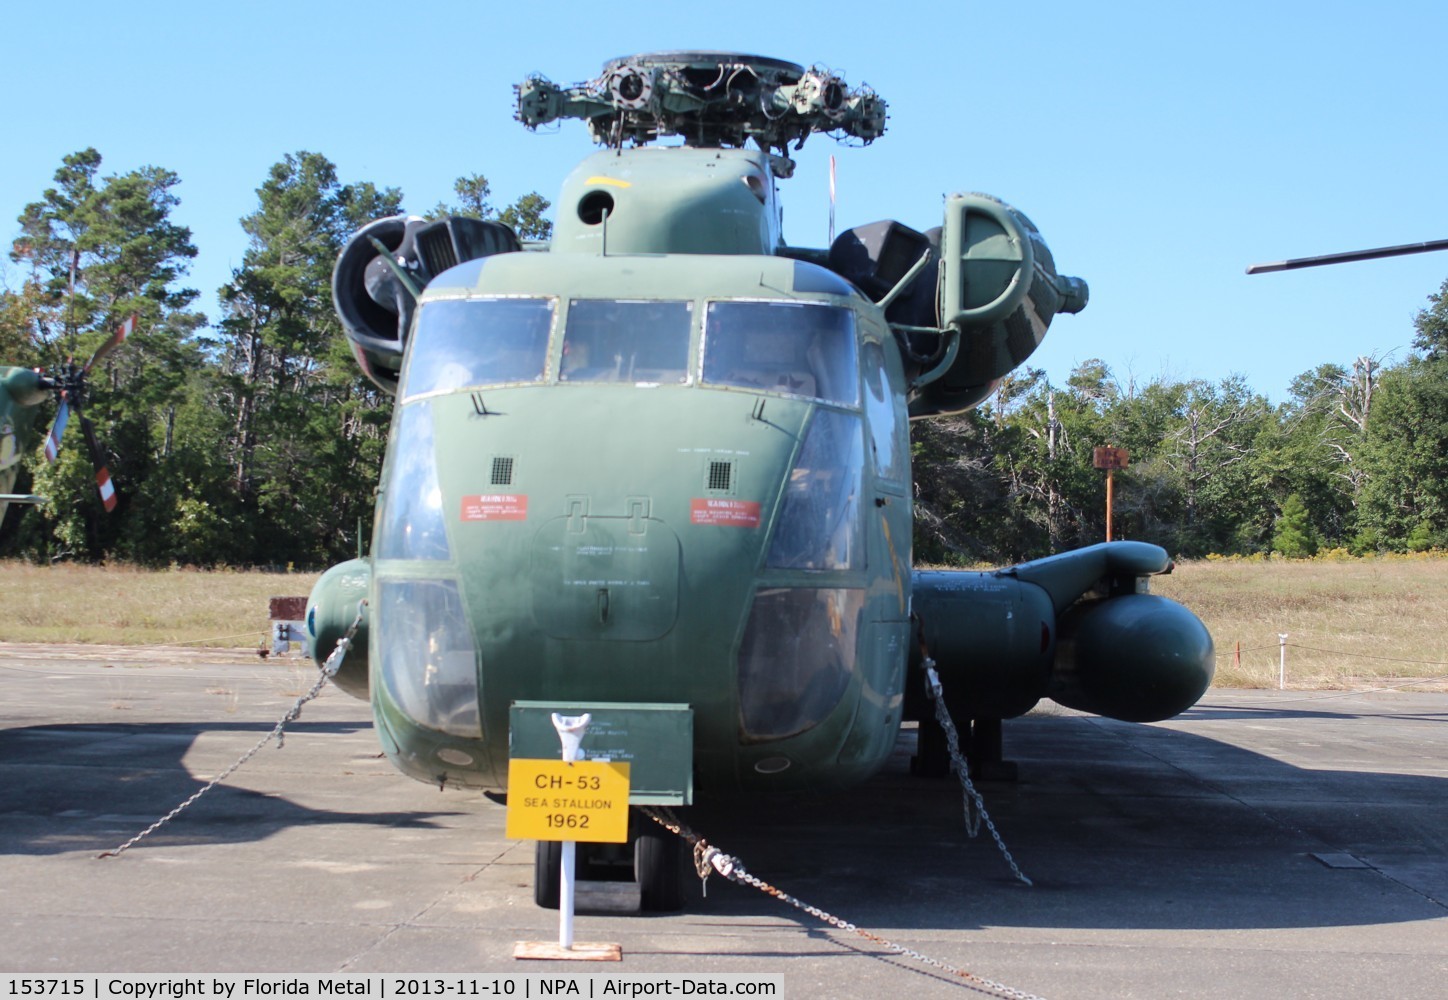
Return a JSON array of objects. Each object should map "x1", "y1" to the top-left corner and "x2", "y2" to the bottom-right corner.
[{"x1": 505, "y1": 759, "x2": 632, "y2": 843}]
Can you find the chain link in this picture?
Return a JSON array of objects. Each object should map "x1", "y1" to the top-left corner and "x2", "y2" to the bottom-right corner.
[
  {"x1": 643, "y1": 807, "x2": 1047, "y2": 1000},
  {"x1": 923, "y1": 660, "x2": 1033, "y2": 886},
  {"x1": 98, "y1": 604, "x2": 366, "y2": 859}
]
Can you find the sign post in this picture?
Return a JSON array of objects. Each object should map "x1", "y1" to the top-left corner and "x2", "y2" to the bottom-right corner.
[
  {"x1": 1092, "y1": 446, "x2": 1130, "y2": 542},
  {"x1": 554, "y1": 714, "x2": 586, "y2": 950},
  {"x1": 508, "y1": 714, "x2": 629, "y2": 962}
]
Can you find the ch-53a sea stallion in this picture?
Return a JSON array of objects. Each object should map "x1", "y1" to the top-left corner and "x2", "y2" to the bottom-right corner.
[{"x1": 306, "y1": 52, "x2": 1215, "y2": 911}]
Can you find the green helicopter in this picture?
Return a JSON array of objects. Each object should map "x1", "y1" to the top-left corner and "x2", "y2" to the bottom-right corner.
[{"x1": 307, "y1": 52, "x2": 1214, "y2": 911}]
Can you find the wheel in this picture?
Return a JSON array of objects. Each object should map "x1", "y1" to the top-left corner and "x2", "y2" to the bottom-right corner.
[
  {"x1": 634, "y1": 829, "x2": 684, "y2": 912},
  {"x1": 534, "y1": 840, "x2": 562, "y2": 909}
]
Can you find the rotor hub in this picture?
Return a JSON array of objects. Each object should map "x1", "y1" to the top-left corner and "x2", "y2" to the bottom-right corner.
[{"x1": 515, "y1": 52, "x2": 887, "y2": 163}]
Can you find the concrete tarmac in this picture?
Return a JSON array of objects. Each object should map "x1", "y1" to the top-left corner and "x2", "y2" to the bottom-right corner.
[{"x1": 1, "y1": 643, "x2": 1446, "y2": 998}]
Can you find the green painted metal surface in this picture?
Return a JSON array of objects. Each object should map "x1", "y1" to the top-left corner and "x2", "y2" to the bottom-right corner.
[{"x1": 509, "y1": 701, "x2": 694, "y2": 805}]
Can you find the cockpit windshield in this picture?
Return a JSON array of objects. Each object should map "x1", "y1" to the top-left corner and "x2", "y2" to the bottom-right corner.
[
  {"x1": 561, "y1": 300, "x2": 692, "y2": 384},
  {"x1": 402, "y1": 298, "x2": 555, "y2": 401},
  {"x1": 702, "y1": 301, "x2": 859, "y2": 407},
  {"x1": 400, "y1": 295, "x2": 862, "y2": 405}
]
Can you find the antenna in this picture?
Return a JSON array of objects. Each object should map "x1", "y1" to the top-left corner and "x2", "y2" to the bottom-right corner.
[{"x1": 828, "y1": 155, "x2": 837, "y2": 246}]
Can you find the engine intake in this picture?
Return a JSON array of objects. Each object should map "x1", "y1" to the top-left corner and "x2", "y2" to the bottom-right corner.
[
  {"x1": 333, "y1": 215, "x2": 520, "y2": 394},
  {"x1": 827, "y1": 194, "x2": 1088, "y2": 418}
]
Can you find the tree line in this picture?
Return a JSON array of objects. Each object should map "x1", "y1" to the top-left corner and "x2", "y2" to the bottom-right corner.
[
  {"x1": 2, "y1": 148, "x2": 1446, "y2": 567},
  {"x1": 913, "y1": 314, "x2": 1448, "y2": 563}
]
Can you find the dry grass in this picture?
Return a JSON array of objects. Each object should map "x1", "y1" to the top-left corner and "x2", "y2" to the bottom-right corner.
[
  {"x1": 0, "y1": 562, "x2": 320, "y2": 647},
  {"x1": 1152, "y1": 555, "x2": 1448, "y2": 690},
  {"x1": 1, "y1": 558, "x2": 1445, "y2": 692}
]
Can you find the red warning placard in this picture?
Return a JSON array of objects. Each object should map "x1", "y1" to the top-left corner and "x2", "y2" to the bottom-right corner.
[
  {"x1": 461, "y1": 494, "x2": 528, "y2": 521},
  {"x1": 690, "y1": 498, "x2": 761, "y2": 527}
]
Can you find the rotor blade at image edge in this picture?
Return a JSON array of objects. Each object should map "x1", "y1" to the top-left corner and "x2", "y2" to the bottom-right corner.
[
  {"x1": 86, "y1": 313, "x2": 136, "y2": 370},
  {"x1": 1247, "y1": 238, "x2": 1448, "y2": 273},
  {"x1": 79, "y1": 412, "x2": 118, "y2": 513},
  {"x1": 44, "y1": 399, "x2": 70, "y2": 462}
]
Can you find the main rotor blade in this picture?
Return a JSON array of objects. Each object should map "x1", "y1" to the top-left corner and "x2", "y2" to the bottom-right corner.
[
  {"x1": 44, "y1": 398, "x2": 71, "y2": 463},
  {"x1": 85, "y1": 313, "x2": 136, "y2": 371},
  {"x1": 1247, "y1": 238, "x2": 1448, "y2": 274},
  {"x1": 78, "y1": 410, "x2": 119, "y2": 513}
]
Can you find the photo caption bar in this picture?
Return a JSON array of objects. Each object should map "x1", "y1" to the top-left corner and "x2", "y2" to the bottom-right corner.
[{"x1": 2, "y1": 976, "x2": 784, "y2": 1000}]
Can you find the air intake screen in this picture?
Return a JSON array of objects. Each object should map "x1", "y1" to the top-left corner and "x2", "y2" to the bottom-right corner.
[
  {"x1": 707, "y1": 461, "x2": 732, "y2": 492},
  {"x1": 491, "y1": 456, "x2": 515, "y2": 486}
]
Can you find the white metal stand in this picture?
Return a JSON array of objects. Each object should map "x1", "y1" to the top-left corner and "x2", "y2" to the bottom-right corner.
[
  {"x1": 513, "y1": 712, "x2": 621, "y2": 963},
  {"x1": 552, "y1": 712, "x2": 589, "y2": 950}
]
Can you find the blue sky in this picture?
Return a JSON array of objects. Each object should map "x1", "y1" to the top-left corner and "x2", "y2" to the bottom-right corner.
[{"x1": 3, "y1": 0, "x2": 1445, "y2": 403}]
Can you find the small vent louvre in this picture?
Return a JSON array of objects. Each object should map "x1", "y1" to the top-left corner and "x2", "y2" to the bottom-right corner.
[
  {"x1": 707, "y1": 461, "x2": 733, "y2": 492},
  {"x1": 417, "y1": 226, "x2": 460, "y2": 276},
  {"x1": 491, "y1": 456, "x2": 515, "y2": 486}
]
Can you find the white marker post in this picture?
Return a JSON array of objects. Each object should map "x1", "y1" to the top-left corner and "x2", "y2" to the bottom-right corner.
[
  {"x1": 1279, "y1": 633, "x2": 1288, "y2": 690},
  {"x1": 551, "y1": 712, "x2": 590, "y2": 949}
]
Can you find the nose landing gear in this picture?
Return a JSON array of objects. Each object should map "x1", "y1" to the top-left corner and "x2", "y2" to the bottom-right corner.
[{"x1": 534, "y1": 814, "x2": 685, "y2": 912}]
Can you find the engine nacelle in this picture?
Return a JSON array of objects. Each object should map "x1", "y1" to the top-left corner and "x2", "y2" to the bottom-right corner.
[
  {"x1": 911, "y1": 543, "x2": 1214, "y2": 725},
  {"x1": 911, "y1": 571, "x2": 1055, "y2": 720},
  {"x1": 333, "y1": 215, "x2": 520, "y2": 394},
  {"x1": 914, "y1": 193, "x2": 1088, "y2": 416},
  {"x1": 828, "y1": 195, "x2": 1088, "y2": 418},
  {"x1": 1, "y1": 366, "x2": 49, "y2": 408},
  {"x1": 306, "y1": 558, "x2": 371, "y2": 700}
]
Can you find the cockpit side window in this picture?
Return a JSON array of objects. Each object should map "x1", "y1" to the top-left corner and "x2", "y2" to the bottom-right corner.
[
  {"x1": 402, "y1": 298, "x2": 555, "y2": 401},
  {"x1": 561, "y1": 300, "x2": 692, "y2": 384},
  {"x1": 702, "y1": 302, "x2": 859, "y2": 406}
]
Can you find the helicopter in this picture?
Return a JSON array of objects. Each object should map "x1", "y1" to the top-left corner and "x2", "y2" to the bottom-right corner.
[
  {"x1": 0, "y1": 315, "x2": 130, "y2": 526},
  {"x1": 305, "y1": 52, "x2": 1215, "y2": 911},
  {"x1": 0, "y1": 367, "x2": 50, "y2": 521}
]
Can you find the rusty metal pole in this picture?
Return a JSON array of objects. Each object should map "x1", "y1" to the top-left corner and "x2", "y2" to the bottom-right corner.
[
  {"x1": 1094, "y1": 446, "x2": 1129, "y2": 544},
  {"x1": 1106, "y1": 468, "x2": 1114, "y2": 542}
]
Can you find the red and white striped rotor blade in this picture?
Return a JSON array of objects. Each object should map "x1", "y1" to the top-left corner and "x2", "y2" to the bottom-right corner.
[
  {"x1": 94, "y1": 465, "x2": 118, "y2": 512},
  {"x1": 44, "y1": 399, "x2": 71, "y2": 463},
  {"x1": 86, "y1": 313, "x2": 136, "y2": 371},
  {"x1": 78, "y1": 412, "x2": 119, "y2": 514}
]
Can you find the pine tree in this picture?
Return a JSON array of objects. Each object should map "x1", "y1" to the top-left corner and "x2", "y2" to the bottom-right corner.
[
  {"x1": 5, "y1": 148, "x2": 205, "y2": 561},
  {"x1": 1272, "y1": 494, "x2": 1318, "y2": 558},
  {"x1": 212, "y1": 151, "x2": 403, "y2": 565}
]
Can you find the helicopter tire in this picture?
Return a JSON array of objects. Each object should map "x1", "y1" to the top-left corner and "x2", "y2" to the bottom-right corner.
[
  {"x1": 634, "y1": 829, "x2": 684, "y2": 912},
  {"x1": 534, "y1": 840, "x2": 562, "y2": 909}
]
